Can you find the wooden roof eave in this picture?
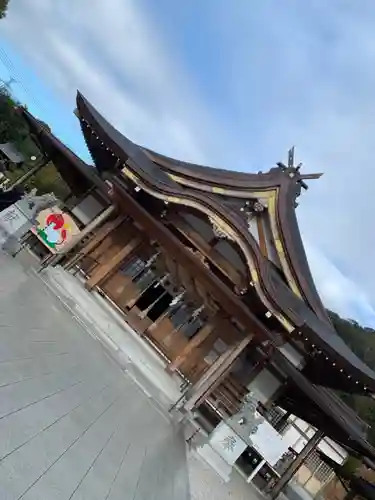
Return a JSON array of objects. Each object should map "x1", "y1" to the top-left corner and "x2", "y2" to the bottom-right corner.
[
  {"x1": 279, "y1": 396, "x2": 375, "y2": 461},
  {"x1": 144, "y1": 147, "x2": 287, "y2": 189},
  {"x1": 20, "y1": 108, "x2": 109, "y2": 198},
  {"x1": 275, "y1": 178, "x2": 332, "y2": 326},
  {"x1": 76, "y1": 93, "x2": 293, "y2": 324},
  {"x1": 84, "y1": 145, "x2": 297, "y2": 331},
  {"x1": 280, "y1": 383, "x2": 369, "y2": 436},
  {"x1": 76, "y1": 91, "x2": 375, "y2": 394},
  {"x1": 273, "y1": 350, "x2": 375, "y2": 462},
  {"x1": 147, "y1": 147, "x2": 332, "y2": 327}
]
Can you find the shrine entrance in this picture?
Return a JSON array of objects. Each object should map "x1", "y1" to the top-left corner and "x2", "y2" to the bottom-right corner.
[
  {"x1": 76, "y1": 221, "x2": 230, "y2": 383},
  {"x1": 99, "y1": 247, "x2": 207, "y2": 368},
  {"x1": 69, "y1": 215, "x2": 260, "y2": 423}
]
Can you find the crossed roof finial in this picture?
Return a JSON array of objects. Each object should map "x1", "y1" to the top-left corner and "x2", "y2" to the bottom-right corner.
[{"x1": 278, "y1": 146, "x2": 323, "y2": 191}]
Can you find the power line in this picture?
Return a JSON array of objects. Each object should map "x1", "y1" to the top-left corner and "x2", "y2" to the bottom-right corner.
[
  {"x1": 0, "y1": 48, "x2": 84, "y2": 157},
  {"x1": 0, "y1": 47, "x2": 46, "y2": 115}
]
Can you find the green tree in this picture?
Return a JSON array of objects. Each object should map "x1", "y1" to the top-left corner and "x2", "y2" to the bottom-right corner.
[
  {"x1": 0, "y1": 87, "x2": 71, "y2": 199},
  {"x1": 330, "y1": 310, "x2": 375, "y2": 447},
  {"x1": 0, "y1": 87, "x2": 40, "y2": 162},
  {"x1": 0, "y1": 0, "x2": 9, "y2": 20},
  {"x1": 0, "y1": 88, "x2": 28, "y2": 144},
  {"x1": 329, "y1": 311, "x2": 375, "y2": 370}
]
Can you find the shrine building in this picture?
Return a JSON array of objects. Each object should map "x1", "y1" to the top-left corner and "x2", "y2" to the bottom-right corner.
[{"x1": 17, "y1": 92, "x2": 375, "y2": 498}]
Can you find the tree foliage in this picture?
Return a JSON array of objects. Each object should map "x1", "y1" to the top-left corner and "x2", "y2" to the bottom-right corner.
[
  {"x1": 0, "y1": 0, "x2": 9, "y2": 19},
  {"x1": 0, "y1": 87, "x2": 69, "y2": 198},
  {"x1": 0, "y1": 88, "x2": 29, "y2": 145},
  {"x1": 0, "y1": 87, "x2": 42, "y2": 166},
  {"x1": 0, "y1": 88, "x2": 51, "y2": 163},
  {"x1": 330, "y1": 310, "x2": 375, "y2": 447},
  {"x1": 330, "y1": 311, "x2": 375, "y2": 370}
]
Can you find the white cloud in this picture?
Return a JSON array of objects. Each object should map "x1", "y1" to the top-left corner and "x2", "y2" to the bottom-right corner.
[
  {"x1": 210, "y1": 1, "x2": 375, "y2": 324},
  {"x1": 305, "y1": 240, "x2": 375, "y2": 324},
  {"x1": 0, "y1": 0, "x2": 231, "y2": 163},
  {"x1": 2, "y1": 0, "x2": 375, "y2": 325}
]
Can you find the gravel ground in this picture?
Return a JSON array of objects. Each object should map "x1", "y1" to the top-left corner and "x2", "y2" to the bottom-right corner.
[{"x1": 187, "y1": 452, "x2": 266, "y2": 500}]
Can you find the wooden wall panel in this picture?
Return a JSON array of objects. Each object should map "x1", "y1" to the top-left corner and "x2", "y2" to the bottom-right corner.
[
  {"x1": 167, "y1": 323, "x2": 215, "y2": 373},
  {"x1": 85, "y1": 236, "x2": 141, "y2": 290},
  {"x1": 168, "y1": 214, "x2": 244, "y2": 288}
]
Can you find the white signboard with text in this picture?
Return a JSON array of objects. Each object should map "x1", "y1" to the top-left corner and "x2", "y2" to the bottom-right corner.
[
  {"x1": 209, "y1": 422, "x2": 247, "y2": 465},
  {"x1": 209, "y1": 418, "x2": 293, "y2": 468},
  {"x1": 0, "y1": 203, "x2": 29, "y2": 245}
]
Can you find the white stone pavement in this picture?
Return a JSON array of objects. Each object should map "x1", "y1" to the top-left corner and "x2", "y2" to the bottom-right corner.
[
  {"x1": 0, "y1": 250, "x2": 269, "y2": 500},
  {"x1": 0, "y1": 251, "x2": 190, "y2": 500}
]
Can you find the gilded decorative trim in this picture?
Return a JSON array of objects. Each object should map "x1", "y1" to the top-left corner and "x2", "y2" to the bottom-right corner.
[
  {"x1": 266, "y1": 192, "x2": 301, "y2": 297},
  {"x1": 168, "y1": 173, "x2": 184, "y2": 183},
  {"x1": 166, "y1": 172, "x2": 275, "y2": 200},
  {"x1": 166, "y1": 170, "x2": 303, "y2": 302},
  {"x1": 121, "y1": 166, "x2": 294, "y2": 332},
  {"x1": 212, "y1": 186, "x2": 225, "y2": 194}
]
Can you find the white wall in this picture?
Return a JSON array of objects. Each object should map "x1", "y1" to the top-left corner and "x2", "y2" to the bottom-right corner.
[
  {"x1": 247, "y1": 217, "x2": 259, "y2": 243},
  {"x1": 283, "y1": 416, "x2": 347, "y2": 465},
  {"x1": 247, "y1": 368, "x2": 282, "y2": 404},
  {"x1": 71, "y1": 194, "x2": 105, "y2": 226}
]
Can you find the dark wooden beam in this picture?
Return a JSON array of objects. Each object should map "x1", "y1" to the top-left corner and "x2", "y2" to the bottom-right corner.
[
  {"x1": 183, "y1": 336, "x2": 252, "y2": 412},
  {"x1": 64, "y1": 213, "x2": 126, "y2": 270},
  {"x1": 166, "y1": 323, "x2": 215, "y2": 373},
  {"x1": 267, "y1": 429, "x2": 324, "y2": 499},
  {"x1": 85, "y1": 235, "x2": 141, "y2": 290},
  {"x1": 168, "y1": 212, "x2": 244, "y2": 287}
]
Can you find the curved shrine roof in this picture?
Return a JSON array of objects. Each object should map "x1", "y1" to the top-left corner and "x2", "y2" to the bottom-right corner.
[
  {"x1": 20, "y1": 92, "x2": 375, "y2": 459},
  {"x1": 74, "y1": 91, "x2": 375, "y2": 395},
  {"x1": 76, "y1": 93, "x2": 329, "y2": 320},
  {"x1": 20, "y1": 91, "x2": 375, "y2": 396}
]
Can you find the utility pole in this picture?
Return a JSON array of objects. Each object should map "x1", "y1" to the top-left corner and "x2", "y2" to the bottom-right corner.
[{"x1": 0, "y1": 77, "x2": 16, "y2": 93}]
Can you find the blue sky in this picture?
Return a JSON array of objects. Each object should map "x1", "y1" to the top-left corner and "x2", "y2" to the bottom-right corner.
[{"x1": 2, "y1": 0, "x2": 375, "y2": 326}]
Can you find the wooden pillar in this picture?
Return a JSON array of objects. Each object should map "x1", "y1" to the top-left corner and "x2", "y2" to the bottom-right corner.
[
  {"x1": 64, "y1": 213, "x2": 126, "y2": 270},
  {"x1": 183, "y1": 335, "x2": 252, "y2": 412},
  {"x1": 256, "y1": 217, "x2": 268, "y2": 258},
  {"x1": 267, "y1": 429, "x2": 324, "y2": 499},
  {"x1": 85, "y1": 235, "x2": 141, "y2": 290},
  {"x1": 166, "y1": 323, "x2": 215, "y2": 374}
]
